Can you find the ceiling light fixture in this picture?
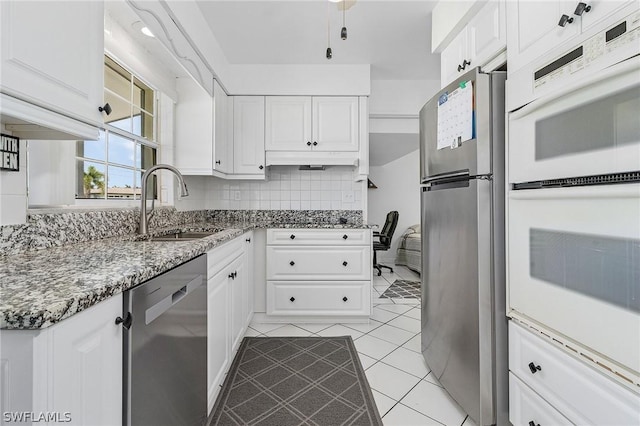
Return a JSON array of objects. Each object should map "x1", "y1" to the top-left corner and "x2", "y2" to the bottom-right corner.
[
  {"x1": 326, "y1": 0, "x2": 332, "y2": 59},
  {"x1": 140, "y1": 26, "x2": 154, "y2": 37},
  {"x1": 341, "y1": 0, "x2": 347, "y2": 40}
]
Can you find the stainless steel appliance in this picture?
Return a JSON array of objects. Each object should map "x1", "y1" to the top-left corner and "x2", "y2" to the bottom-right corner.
[
  {"x1": 121, "y1": 255, "x2": 208, "y2": 425},
  {"x1": 419, "y1": 68, "x2": 508, "y2": 426}
]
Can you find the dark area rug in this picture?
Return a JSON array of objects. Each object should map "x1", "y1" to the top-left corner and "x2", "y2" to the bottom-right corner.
[
  {"x1": 208, "y1": 336, "x2": 383, "y2": 426},
  {"x1": 379, "y1": 279, "x2": 421, "y2": 299}
]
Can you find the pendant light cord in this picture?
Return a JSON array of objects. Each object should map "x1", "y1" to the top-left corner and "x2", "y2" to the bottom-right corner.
[{"x1": 327, "y1": 0, "x2": 331, "y2": 48}]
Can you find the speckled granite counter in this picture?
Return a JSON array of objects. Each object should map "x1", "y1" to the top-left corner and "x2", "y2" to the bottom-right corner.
[{"x1": 1, "y1": 218, "x2": 372, "y2": 330}]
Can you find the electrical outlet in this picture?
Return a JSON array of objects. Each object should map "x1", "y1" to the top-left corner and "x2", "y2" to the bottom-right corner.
[
  {"x1": 342, "y1": 192, "x2": 354, "y2": 203},
  {"x1": 233, "y1": 191, "x2": 241, "y2": 201}
]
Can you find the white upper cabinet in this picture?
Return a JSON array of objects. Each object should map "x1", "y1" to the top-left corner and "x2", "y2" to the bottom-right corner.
[
  {"x1": 213, "y1": 80, "x2": 231, "y2": 174},
  {"x1": 507, "y1": 0, "x2": 636, "y2": 74},
  {"x1": 175, "y1": 78, "x2": 234, "y2": 176},
  {"x1": 233, "y1": 96, "x2": 266, "y2": 176},
  {"x1": 440, "y1": 0, "x2": 506, "y2": 87},
  {"x1": 175, "y1": 76, "x2": 214, "y2": 175},
  {"x1": 507, "y1": 0, "x2": 579, "y2": 73},
  {"x1": 0, "y1": 1, "x2": 104, "y2": 127},
  {"x1": 266, "y1": 96, "x2": 358, "y2": 152},
  {"x1": 265, "y1": 96, "x2": 312, "y2": 151},
  {"x1": 312, "y1": 97, "x2": 359, "y2": 152},
  {"x1": 440, "y1": 27, "x2": 471, "y2": 87}
]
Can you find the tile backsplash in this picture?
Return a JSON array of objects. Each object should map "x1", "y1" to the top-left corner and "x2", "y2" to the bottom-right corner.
[{"x1": 209, "y1": 166, "x2": 365, "y2": 210}]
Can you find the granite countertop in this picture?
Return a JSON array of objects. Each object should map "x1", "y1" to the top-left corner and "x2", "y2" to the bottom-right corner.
[{"x1": 0, "y1": 221, "x2": 371, "y2": 330}]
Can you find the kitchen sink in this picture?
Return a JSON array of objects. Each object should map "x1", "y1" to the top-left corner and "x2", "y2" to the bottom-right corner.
[{"x1": 148, "y1": 231, "x2": 216, "y2": 241}]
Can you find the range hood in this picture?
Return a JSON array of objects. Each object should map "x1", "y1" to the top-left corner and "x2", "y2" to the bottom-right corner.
[
  {"x1": 265, "y1": 151, "x2": 359, "y2": 167},
  {"x1": 1, "y1": 93, "x2": 99, "y2": 141}
]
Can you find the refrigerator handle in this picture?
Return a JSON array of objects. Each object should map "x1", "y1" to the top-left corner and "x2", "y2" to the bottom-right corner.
[{"x1": 421, "y1": 170, "x2": 470, "y2": 185}]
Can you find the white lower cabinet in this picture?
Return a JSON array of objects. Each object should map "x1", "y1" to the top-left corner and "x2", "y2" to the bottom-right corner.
[
  {"x1": 206, "y1": 231, "x2": 254, "y2": 414},
  {"x1": 265, "y1": 229, "x2": 372, "y2": 319},
  {"x1": 508, "y1": 321, "x2": 640, "y2": 425},
  {"x1": 0, "y1": 294, "x2": 122, "y2": 426},
  {"x1": 509, "y1": 373, "x2": 572, "y2": 426}
]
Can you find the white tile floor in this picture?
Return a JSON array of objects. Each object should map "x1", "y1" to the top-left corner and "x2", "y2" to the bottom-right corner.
[{"x1": 245, "y1": 265, "x2": 477, "y2": 426}]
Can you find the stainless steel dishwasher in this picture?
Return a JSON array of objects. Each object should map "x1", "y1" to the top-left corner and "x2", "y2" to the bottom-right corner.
[{"x1": 120, "y1": 254, "x2": 207, "y2": 426}]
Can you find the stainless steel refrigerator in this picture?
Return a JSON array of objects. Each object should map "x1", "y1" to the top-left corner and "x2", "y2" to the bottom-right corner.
[{"x1": 419, "y1": 68, "x2": 508, "y2": 426}]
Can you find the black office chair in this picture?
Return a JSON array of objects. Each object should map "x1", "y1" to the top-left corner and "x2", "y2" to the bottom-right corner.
[{"x1": 373, "y1": 211, "x2": 399, "y2": 276}]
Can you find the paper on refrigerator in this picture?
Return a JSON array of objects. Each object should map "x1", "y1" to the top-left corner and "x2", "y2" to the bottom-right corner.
[{"x1": 436, "y1": 81, "x2": 474, "y2": 150}]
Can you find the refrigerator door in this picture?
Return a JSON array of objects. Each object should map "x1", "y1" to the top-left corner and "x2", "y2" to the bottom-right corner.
[
  {"x1": 420, "y1": 67, "x2": 492, "y2": 181},
  {"x1": 421, "y1": 178, "x2": 494, "y2": 424}
]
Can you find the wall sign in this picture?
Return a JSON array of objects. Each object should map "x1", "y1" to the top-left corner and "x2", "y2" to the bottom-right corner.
[{"x1": 1, "y1": 134, "x2": 19, "y2": 172}]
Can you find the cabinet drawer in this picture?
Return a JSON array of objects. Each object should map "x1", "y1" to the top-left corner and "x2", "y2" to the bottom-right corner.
[
  {"x1": 267, "y1": 281, "x2": 370, "y2": 316},
  {"x1": 509, "y1": 322, "x2": 640, "y2": 425},
  {"x1": 509, "y1": 373, "x2": 572, "y2": 426},
  {"x1": 207, "y1": 236, "x2": 243, "y2": 279},
  {"x1": 267, "y1": 228, "x2": 370, "y2": 246},
  {"x1": 266, "y1": 246, "x2": 370, "y2": 280}
]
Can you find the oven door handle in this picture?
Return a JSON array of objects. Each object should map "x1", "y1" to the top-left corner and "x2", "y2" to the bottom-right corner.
[
  {"x1": 508, "y1": 184, "x2": 640, "y2": 200},
  {"x1": 509, "y1": 56, "x2": 640, "y2": 119}
]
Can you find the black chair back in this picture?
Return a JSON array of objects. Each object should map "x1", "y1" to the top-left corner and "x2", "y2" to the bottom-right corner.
[{"x1": 379, "y1": 211, "x2": 399, "y2": 247}]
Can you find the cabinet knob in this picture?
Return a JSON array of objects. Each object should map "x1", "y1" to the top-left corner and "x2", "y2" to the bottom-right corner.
[
  {"x1": 290, "y1": 261, "x2": 295, "y2": 266},
  {"x1": 312, "y1": 141, "x2": 318, "y2": 146},
  {"x1": 528, "y1": 422, "x2": 540, "y2": 426},
  {"x1": 259, "y1": 165, "x2": 264, "y2": 170},
  {"x1": 246, "y1": 238, "x2": 251, "y2": 242},
  {"x1": 528, "y1": 362, "x2": 542, "y2": 374},
  {"x1": 215, "y1": 160, "x2": 221, "y2": 165},
  {"x1": 228, "y1": 272, "x2": 236, "y2": 279},
  {"x1": 574, "y1": 2, "x2": 591, "y2": 15},
  {"x1": 115, "y1": 312, "x2": 132, "y2": 329},
  {"x1": 342, "y1": 297, "x2": 348, "y2": 302},
  {"x1": 342, "y1": 234, "x2": 348, "y2": 240},
  {"x1": 98, "y1": 103, "x2": 112, "y2": 115},
  {"x1": 307, "y1": 141, "x2": 312, "y2": 146},
  {"x1": 290, "y1": 297, "x2": 295, "y2": 302},
  {"x1": 290, "y1": 234, "x2": 296, "y2": 239},
  {"x1": 558, "y1": 14, "x2": 574, "y2": 27},
  {"x1": 342, "y1": 261, "x2": 348, "y2": 266}
]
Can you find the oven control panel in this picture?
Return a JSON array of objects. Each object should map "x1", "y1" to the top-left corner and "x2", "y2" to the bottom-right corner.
[{"x1": 534, "y1": 10, "x2": 640, "y2": 90}]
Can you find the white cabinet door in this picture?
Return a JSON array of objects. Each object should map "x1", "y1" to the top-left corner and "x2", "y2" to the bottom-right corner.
[
  {"x1": 213, "y1": 80, "x2": 230, "y2": 174},
  {"x1": 507, "y1": 0, "x2": 579, "y2": 72},
  {"x1": 229, "y1": 256, "x2": 245, "y2": 352},
  {"x1": 440, "y1": 27, "x2": 469, "y2": 87},
  {"x1": 0, "y1": 1, "x2": 104, "y2": 126},
  {"x1": 580, "y1": 0, "x2": 635, "y2": 32},
  {"x1": 233, "y1": 96, "x2": 266, "y2": 175},
  {"x1": 468, "y1": 0, "x2": 506, "y2": 68},
  {"x1": 207, "y1": 267, "x2": 230, "y2": 414},
  {"x1": 265, "y1": 96, "x2": 312, "y2": 151},
  {"x1": 509, "y1": 373, "x2": 573, "y2": 426},
  {"x1": 48, "y1": 295, "x2": 122, "y2": 426},
  {"x1": 175, "y1": 76, "x2": 214, "y2": 175},
  {"x1": 312, "y1": 97, "x2": 359, "y2": 152},
  {"x1": 243, "y1": 232, "x2": 255, "y2": 326}
]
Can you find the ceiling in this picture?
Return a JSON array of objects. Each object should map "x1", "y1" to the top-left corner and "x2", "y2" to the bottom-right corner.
[{"x1": 195, "y1": 0, "x2": 440, "y2": 80}]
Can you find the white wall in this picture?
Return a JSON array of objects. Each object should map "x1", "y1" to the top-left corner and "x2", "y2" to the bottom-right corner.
[
  {"x1": 368, "y1": 149, "x2": 420, "y2": 264},
  {"x1": 205, "y1": 166, "x2": 365, "y2": 211},
  {"x1": 369, "y1": 79, "x2": 440, "y2": 116}
]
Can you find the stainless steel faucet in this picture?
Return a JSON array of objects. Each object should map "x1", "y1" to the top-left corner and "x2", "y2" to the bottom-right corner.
[{"x1": 139, "y1": 164, "x2": 189, "y2": 235}]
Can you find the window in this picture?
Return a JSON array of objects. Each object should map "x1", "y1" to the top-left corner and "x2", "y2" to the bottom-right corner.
[{"x1": 75, "y1": 56, "x2": 158, "y2": 200}]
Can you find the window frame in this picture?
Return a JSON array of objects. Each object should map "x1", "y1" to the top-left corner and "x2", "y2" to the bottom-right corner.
[{"x1": 75, "y1": 55, "x2": 160, "y2": 205}]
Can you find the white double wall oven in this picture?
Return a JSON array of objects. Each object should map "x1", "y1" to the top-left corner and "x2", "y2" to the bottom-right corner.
[{"x1": 506, "y1": 8, "x2": 640, "y2": 386}]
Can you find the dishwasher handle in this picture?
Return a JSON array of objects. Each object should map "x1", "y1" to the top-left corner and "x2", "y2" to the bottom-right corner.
[{"x1": 145, "y1": 275, "x2": 204, "y2": 325}]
